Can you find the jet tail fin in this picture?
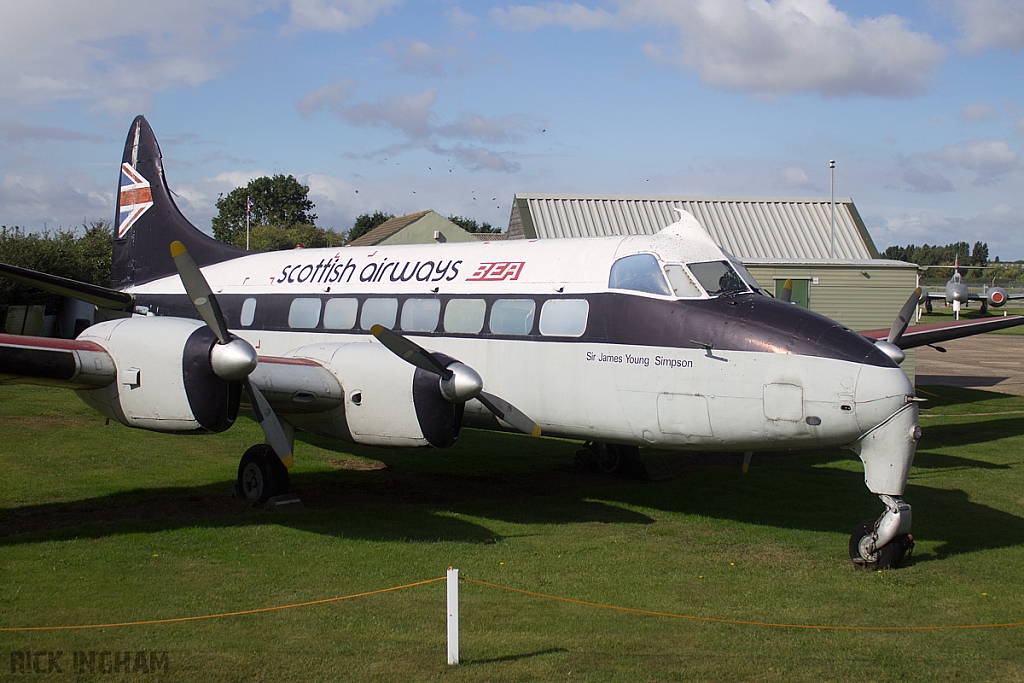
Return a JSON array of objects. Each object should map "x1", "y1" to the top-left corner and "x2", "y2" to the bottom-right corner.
[{"x1": 111, "y1": 116, "x2": 245, "y2": 288}]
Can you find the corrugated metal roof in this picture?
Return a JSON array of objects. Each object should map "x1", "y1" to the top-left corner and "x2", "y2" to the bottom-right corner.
[{"x1": 510, "y1": 194, "x2": 877, "y2": 260}]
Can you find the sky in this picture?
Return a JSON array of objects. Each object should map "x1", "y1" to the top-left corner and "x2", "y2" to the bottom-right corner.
[{"x1": 1, "y1": 0, "x2": 1023, "y2": 258}]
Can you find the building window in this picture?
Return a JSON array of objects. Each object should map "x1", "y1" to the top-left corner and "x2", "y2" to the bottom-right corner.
[{"x1": 539, "y1": 299, "x2": 589, "y2": 337}]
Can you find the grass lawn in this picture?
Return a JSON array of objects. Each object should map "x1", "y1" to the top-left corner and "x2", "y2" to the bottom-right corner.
[{"x1": 1, "y1": 382, "x2": 1024, "y2": 682}]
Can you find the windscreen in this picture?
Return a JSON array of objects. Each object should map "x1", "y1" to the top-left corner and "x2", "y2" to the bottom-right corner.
[{"x1": 686, "y1": 260, "x2": 751, "y2": 297}]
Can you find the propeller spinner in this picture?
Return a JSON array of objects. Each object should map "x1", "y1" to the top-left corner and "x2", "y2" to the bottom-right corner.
[{"x1": 169, "y1": 241, "x2": 294, "y2": 467}]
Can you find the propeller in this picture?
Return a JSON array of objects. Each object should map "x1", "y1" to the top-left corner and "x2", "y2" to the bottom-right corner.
[
  {"x1": 169, "y1": 241, "x2": 294, "y2": 467},
  {"x1": 779, "y1": 278, "x2": 793, "y2": 303},
  {"x1": 872, "y1": 287, "x2": 924, "y2": 365},
  {"x1": 887, "y1": 287, "x2": 923, "y2": 346},
  {"x1": 370, "y1": 324, "x2": 541, "y2": 437}
]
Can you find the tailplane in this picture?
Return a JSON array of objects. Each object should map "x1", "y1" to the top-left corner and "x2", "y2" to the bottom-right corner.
[{"x1": 111, "y1": 116, "x2": 246, "y2": 288}]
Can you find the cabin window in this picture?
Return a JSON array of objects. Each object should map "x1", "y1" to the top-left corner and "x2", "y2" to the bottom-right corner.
[
  {"x1": 443, "y1": 298, "x2": 486, "y2": 334},
  {"x1": 687, "y1": 260, "x2": 750, "y2": 297},
  {"x1": 401, "y1": 298, "x2": 441, "y2": 332},
  {"x1": 240, "y1": 297, "x2": 257, "y2": 326},
  {"x1": 323, "y1": 298, "x2": 358, "y2": 330},
  {"x1": 360, "y1": 298, "x2": 398, "y2": 331},
  {"x1": 539, "y1": 299, "x2": 589, "y2": 337},
  {"x1": 608, "y1": 254, "x2": 672, "y2": 296},
  {"x1": 489, "y1": 299, "x2": 536, "y2": 336},
  {"x1": 663, "y1": 265, "x2": 703, "y2": 298},
  {"x1": 288, "y1": 298, "x2": 322, "y2": 329}
]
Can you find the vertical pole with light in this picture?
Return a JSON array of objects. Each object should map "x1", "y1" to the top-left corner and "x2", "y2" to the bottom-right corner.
[{"x1": 829, "y1": 160, "x2": 835, "y2": 259}]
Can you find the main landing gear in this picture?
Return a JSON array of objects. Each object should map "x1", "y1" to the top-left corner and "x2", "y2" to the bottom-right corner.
[
  {"x1": 575, "y1": 442, "x2": 640, "y2": 475},
  {"x1": 236, "y1": 444, "x2": 291, "y2": 505},
  {"x1": 849, "y1": 494, "x2": 914, "y2": 569}
]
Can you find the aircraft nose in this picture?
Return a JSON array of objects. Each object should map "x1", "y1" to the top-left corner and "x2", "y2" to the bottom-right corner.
[{"x1": 854, "y1": 363, "x2": 915, "y2": 432}]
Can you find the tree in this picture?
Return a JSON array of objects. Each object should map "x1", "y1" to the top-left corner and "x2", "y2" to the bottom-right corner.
[
  {"x1": 212, "y1": 175, "x2": 318, "y2": 249},
  {"x1": 345, "y1": 211, "x2": 394, "y2": 244},
  {"x1": 0, "y1": 220, "x2": 113, "y2": 309},
  {"x1": 447, "y1": 215, "x2": 501, "y2": 234}
]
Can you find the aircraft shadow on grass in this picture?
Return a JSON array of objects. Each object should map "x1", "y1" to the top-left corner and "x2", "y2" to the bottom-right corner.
[{"x1": 1, "y1": 430, "x2": 1021, "y2": 563}]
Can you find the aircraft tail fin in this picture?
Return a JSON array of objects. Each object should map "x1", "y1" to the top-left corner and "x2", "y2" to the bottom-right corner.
[{"x1": 111, "y1": 116, "x2": 246, "y2": 289}]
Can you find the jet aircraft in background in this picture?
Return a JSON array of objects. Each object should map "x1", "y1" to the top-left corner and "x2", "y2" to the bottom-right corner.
[
  {"x1": 921, "y1": 256, "x2": 1024, "y2": 319},
  {"x1": 2, "y1": 116, "x2": 1023, "y2": 571}
]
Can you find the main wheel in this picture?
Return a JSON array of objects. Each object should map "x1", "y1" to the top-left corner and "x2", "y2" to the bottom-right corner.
[
  {"x1": 849, "y1": 518, "x2": 913, "y2": 570},
  {"x1": 237, "y1": 444, "x2": 290, "y2": 505}
]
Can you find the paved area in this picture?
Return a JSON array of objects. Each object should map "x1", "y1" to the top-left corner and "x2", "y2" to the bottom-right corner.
[{"x1": 914, "y1": 333, "x2": 1024, "y2": 396}]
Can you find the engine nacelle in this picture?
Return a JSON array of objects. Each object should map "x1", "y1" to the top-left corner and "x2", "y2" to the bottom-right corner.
[
  {"x1": 75, "y1": 317, "x2": 241, "y2": 433},
  {"x1": 987, "y1": 287, "x2": 1008, "y2": 307},
  {"x1": 284, "y1": 342, "x2": 461, "y2": 448}
]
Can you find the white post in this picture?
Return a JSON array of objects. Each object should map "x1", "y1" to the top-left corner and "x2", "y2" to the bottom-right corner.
[{"x1": 447, "y1": 567, "x2": 459, "y2": 665}]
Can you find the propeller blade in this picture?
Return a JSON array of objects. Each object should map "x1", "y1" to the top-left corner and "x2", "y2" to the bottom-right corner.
[
  {"x1": 779, "y1": 279, "x2": 793, "y2": 303},
  {"x1": 243, "y1": 378, "x2": 294, "y2": 467},
  {"x1": 887, "y1": 287, "x2": 923, "y2": 345},
  {"x1": 170, "y1": 240, "x2": 230, "y2": 344},
  {"x1": 370, "y1": 325, "x2": 541, "y2": 437},
  {"x1": 477, "y1": 391, "x2": 541, "y2": 438},
  {"x1": 370, "y1": 324, "x2": 452, "y2": 378}
]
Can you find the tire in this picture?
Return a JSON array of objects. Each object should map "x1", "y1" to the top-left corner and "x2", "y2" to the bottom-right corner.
[
  {"x1": 594, "y1": 443, "x2": 639, "y2": 475},
  {"x1": 849, "y1": 518, "x2": 913, "y2": 570},
  {"x1": 237, "y1": 444, "x2": 290, "y2": 505}
]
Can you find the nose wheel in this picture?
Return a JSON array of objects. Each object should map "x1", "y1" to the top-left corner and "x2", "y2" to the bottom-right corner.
[{"x1": 849, "y1": 516, "x2": 914, "y2": 570}]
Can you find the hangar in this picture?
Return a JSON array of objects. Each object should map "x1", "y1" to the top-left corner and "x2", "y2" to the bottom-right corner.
[{"x1": 507, "y1": 193, "x2": 920, "y2": 378}]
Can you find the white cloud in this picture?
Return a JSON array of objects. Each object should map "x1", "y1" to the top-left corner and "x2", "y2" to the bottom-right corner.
[
  {"x1": 491, "y1": 3, "x2": 617, "y2": 30},
  {"x1": 0, "y1": 121, "x2": 106, "y2": 145},
  {"x1": 947, "y1": 0, "x2": 1024, "y2": 53},
  {"x1": 285, "y1": 0, "x2": 401, "y2": 34},
  {"x1": 0, "y1": 171, "x2": 111, "y2": 229},
  {"x1": 297, "y1": 81, "x2": 538, "y2": 171},
  {"x1": 902, "y1": 167, "x2": 955, "y2": 193},
  {"x1": 493, "y1": 0, "x2": 945, "y2": 98},
  {"x1": 934, "y1": 139, "x2": 1020, "y2": 184},
  {"x1": 380, "y1": 40, "x2": 462, "y2": 77},
  {"x1": 0, "y1": 0, "x2": 277, "y2": 112},
  {"x1": 962, "y1": 102, "x2": 997, "y2": 120},
  {"x1": 779, "y1": 166, "x2": 815, "y2": 190},
  {"x1": 446, "y1": 7, "x2": 479, "y2": 33}
]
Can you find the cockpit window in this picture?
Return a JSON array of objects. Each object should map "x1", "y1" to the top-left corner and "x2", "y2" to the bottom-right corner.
[
  {"x1": 729, "y1": 259, "x2": 764, "y2": 295},
  {"x1": 608, "y1": 254, "x2": 673, "y2": 296},
  {"x1": 686, "y1": 260, "x2": 751, "y2": 297},
  {"x1": 663, "y1": 264, "x2": 703, "y2": 298}
]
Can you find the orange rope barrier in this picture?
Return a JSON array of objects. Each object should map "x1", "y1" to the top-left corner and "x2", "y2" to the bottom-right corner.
[
  {"x1": 0, "y1": 577, "x2": 445, "y2": 632},
  {"x1": 461, "y1": 577, "x2": 1024, "y2": 632}
]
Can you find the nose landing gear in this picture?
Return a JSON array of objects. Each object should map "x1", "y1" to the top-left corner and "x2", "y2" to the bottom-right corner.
[{"x1": 849, "y1": 494, "x2": 914, "y2": 569}]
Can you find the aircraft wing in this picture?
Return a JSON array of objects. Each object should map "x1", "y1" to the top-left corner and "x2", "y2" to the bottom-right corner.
[
  {"x1": 860, "y1": 315, "x2": 1024, "y2": 350},
  {"x1": 0, "y1": 332, "x2": 344, "y2": 415},
  {"x1": 0, "y1": 262, "x2": 134, "y2": 310}
]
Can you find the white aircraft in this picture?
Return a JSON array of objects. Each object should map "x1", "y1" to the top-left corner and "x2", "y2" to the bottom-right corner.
[
  {"x1": 922, "y1": 255, "x2": 1024, "y2": 319},
  {"x1": 3, "y1": 116, "x2": 1023, "y2": 570}
]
